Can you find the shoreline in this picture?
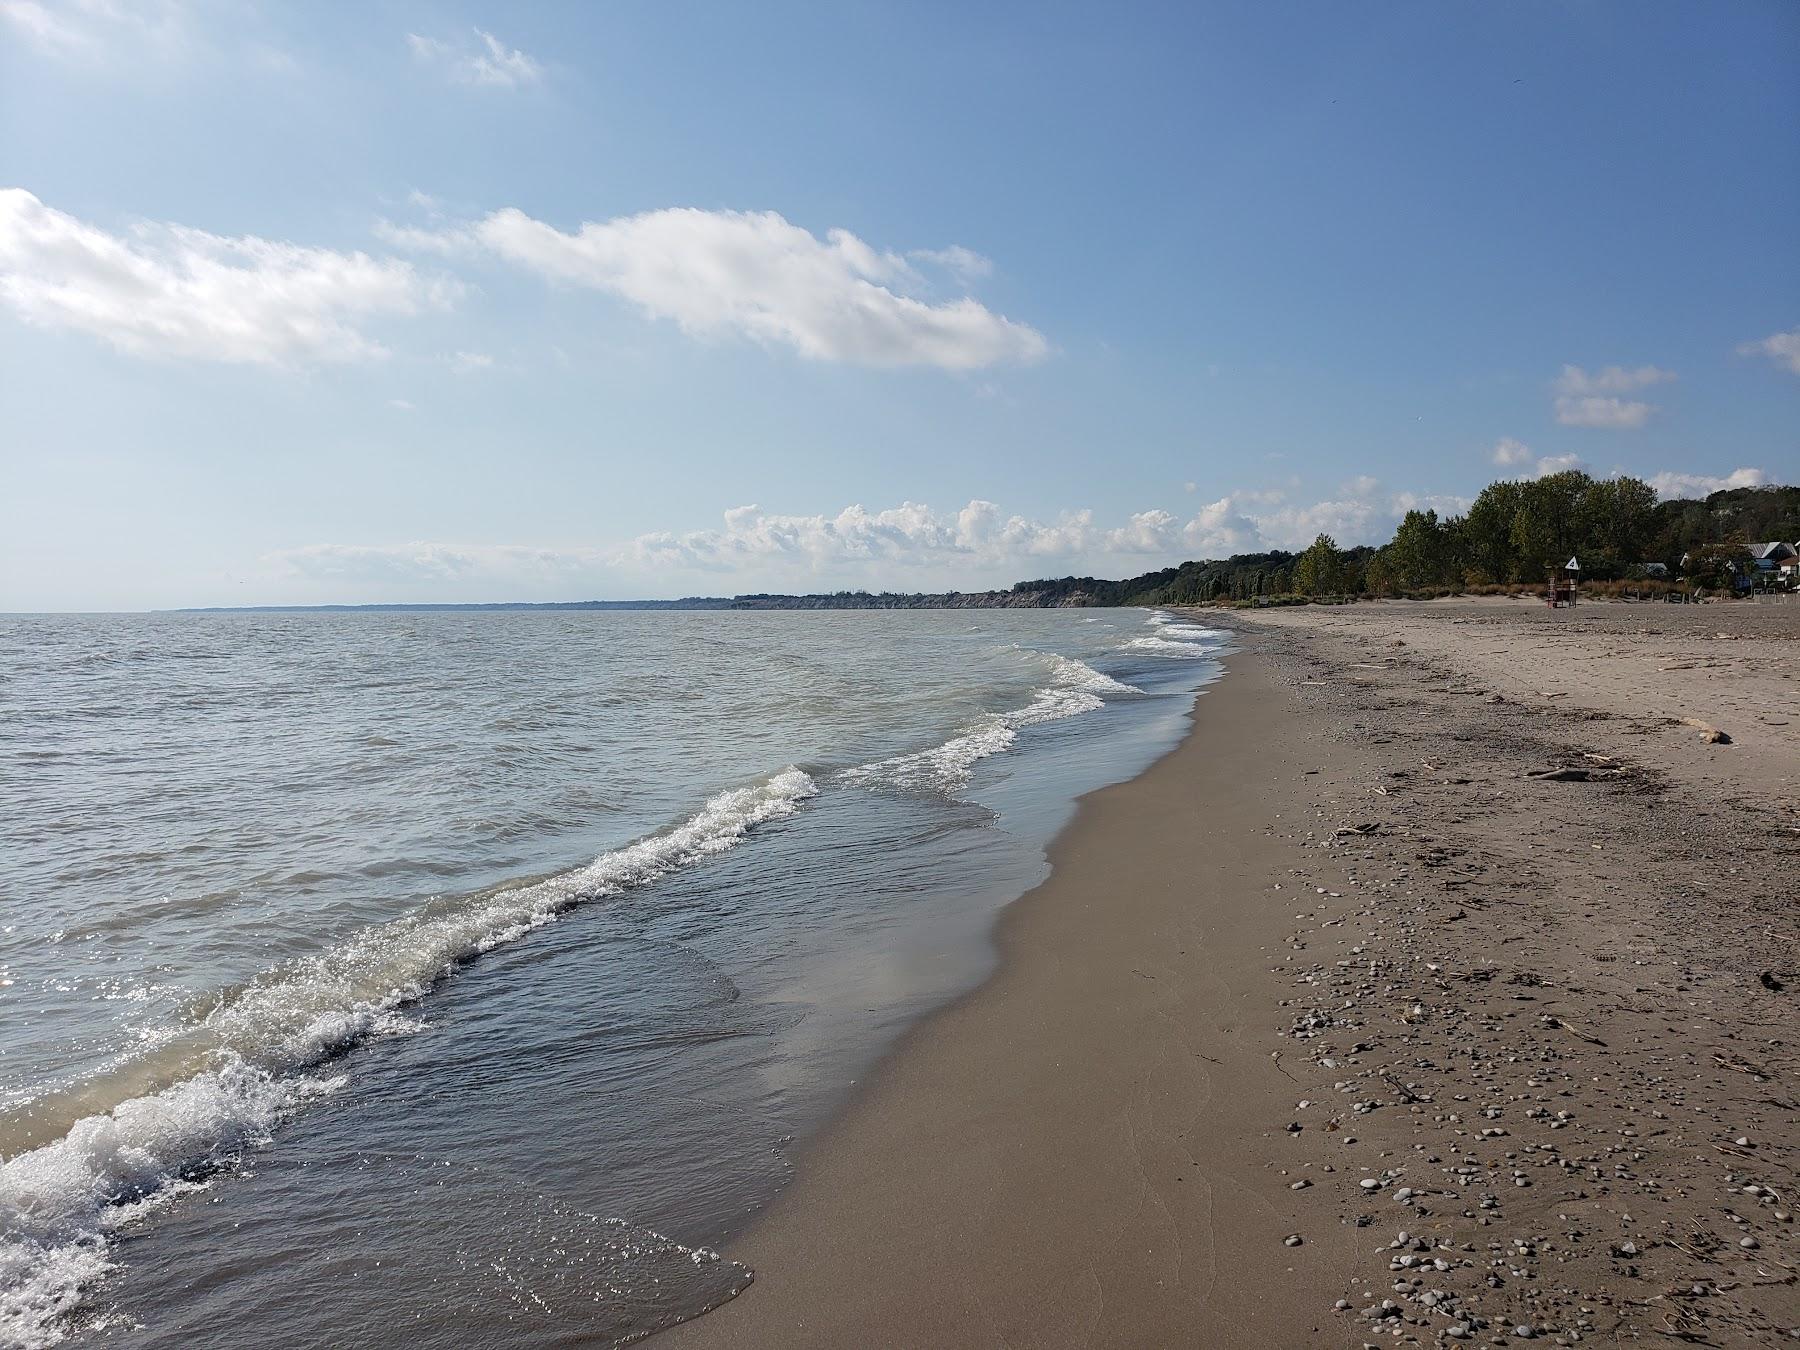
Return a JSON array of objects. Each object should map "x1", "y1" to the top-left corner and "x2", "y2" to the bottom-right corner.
[
  {"x1": 662, "y1": 630, "x2": 1364, "y2": 1346},
  {"x1": 661, "y1": 600, "x2": 1799, "y2": 1348}
]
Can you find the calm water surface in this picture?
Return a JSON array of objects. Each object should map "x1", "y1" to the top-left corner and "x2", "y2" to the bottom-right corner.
[{"x1": 0, "y1": 608, "x2": 1225, "y2": 1348}]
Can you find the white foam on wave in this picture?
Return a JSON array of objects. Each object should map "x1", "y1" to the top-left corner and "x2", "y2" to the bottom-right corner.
[
  {"x1": 0, "y1": 769, "x2": 816, "y2": 1348},
  {"x1": 1126, "y1": 633, "x2": 1220, "y2": 656},
  {"x1": 844, "y1": 652, "x2": 1132, "y2": 796},
  {"x1": 1044, "y1": 652, "x2": 1140, "y2": 696},
  {"x1": 1128, "y1": 613, "x2": 1224, "y2": 657}
]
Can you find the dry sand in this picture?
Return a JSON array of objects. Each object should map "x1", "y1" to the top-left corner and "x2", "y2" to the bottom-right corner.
[{"x1": 663, "y1": 598, "x2": 1799, "y2": 1348}]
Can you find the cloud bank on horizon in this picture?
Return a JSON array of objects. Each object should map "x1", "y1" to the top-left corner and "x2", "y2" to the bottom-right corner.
[{"x1": 260, "y1": 467, "x2": 1775, "y2": 601}]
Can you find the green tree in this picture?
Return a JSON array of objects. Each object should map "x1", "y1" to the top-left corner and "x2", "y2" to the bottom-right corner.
[
  {"x1": 1363, "y1": 548, "x2": 1399, "y2": 595},
  {"x1": 1293, "y1": 534, "x2": 1350, "y2": 595},
  {"x1": 1461, "y1": 480, "x2": 1527, "y2": 583},
  {"x1": 1578, "y1": 475, "x2": 1658, "y2": 577},
  {"x1": 1511, "y1": 470, "x2": 1594, "y2": 577},
  {"x1": 1387, "y1": 509, "x2": 1455, "y2": 587}
]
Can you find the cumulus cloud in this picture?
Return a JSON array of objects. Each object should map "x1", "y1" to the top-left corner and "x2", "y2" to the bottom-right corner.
[
  {"x1": 1550, "y1": 364, "x2": 1674, "y2": 430},
  {"x1": 613, "y1": 500, "x2": 1105, "y2": 575},
  {"x1": 408, "y1": 29, "x2": 542, "y2": 88},
  {"x1": 1104, "y1": 509, "x2": 1180, "y2": 555},
  {"x1": 1737, "y1": 328, "x2": 1800, "y2": 376},
  {"x1": 0, "y1": 188, "x2": 457, "y2": 365},
  {"x1": 1647, "y1": 467, "x2": 1768, "y2": 501},
  {"x1": 1218, "y1": 482, "x2": 1473, "y2": 552},
  {"x1": 1528, "y1": 452, "x2": 1585, "y2": 477},
  {"x1": 1182, "y1": 497, "x2": 1262, "y2": 554},
  {"x1": 265, "y1": 467, "x2": 1788, "y2": 599},
  {"x1": 273, "y1": 498, "x2": 1213, "y2": 598},
  {"x1": 386, "y1": 205, "x2": 1046, "y2": 370},
  {"x1": 269, "y1": 465, "x2": 1731, "y2": 602},
  {"x1": 1488, "y1": 440, "x2": 1589, "y2": 479}
]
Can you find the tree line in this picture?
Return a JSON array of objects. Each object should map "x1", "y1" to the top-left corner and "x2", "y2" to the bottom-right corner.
[{"x1": 1013, "y1": 479, "x2": 1798, "y2": 606}]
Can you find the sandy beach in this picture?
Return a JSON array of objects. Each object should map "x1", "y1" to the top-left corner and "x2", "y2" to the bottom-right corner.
[{"x1": 666, "y1": 598, "x2": 1800, "y2": 1348}]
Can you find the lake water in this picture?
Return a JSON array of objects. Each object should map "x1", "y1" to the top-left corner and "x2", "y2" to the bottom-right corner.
[{"x1": 0, "y1": 607, "x2": 1225, "y2": 1348}]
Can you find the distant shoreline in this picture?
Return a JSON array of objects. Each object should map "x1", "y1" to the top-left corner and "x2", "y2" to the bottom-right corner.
[{"x1": 168, "y1": 591, "x2": 1095, "y2": 613}]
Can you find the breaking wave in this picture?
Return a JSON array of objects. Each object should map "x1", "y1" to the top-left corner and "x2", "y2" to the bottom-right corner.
[
  {"x1": 0, "y1": 769, "x2": 815, "y2": 1349},
  {"x1": 842, "y1": 653, "x2": 1135, "y2": 795}
]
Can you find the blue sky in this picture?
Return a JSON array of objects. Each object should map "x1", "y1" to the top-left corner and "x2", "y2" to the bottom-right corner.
[{"x1": 2, "y1": 0, "x2": 1796, "y2": 610}]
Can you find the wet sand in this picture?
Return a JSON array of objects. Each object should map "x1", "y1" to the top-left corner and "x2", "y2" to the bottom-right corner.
[{"x1": 664, "y1": 600, "x2": 1800, "y2": 1348}]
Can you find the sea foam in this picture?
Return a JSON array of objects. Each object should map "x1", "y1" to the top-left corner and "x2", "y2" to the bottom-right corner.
[
  {"x1": 0, "y1": 768, "x2": 815, "y2": 1348},
  {"x1": 843, "y1": 653, "x2": 1132, "y2": 795},
  {"x1": 1127, "y1": 614, "x2": 1224, "y2": 656}
]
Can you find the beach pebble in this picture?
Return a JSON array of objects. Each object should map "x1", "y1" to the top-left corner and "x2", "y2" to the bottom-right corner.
[
  {"x1": 1284, "y1": 1234, "x2": 1303, "y2": 1247},
  {"x1": 1360, "y1": 1178, "x2": 1381, "y2": 1190},
  {"x1": 1741, "y1": 1236, "x2": 1760, "y2": 1249}
]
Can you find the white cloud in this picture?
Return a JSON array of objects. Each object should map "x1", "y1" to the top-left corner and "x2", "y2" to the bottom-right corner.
[
  {"x1": 1553, "y1": 364, "x2": 1676, "y2": 396},
  {"x1": 1104, "y1": 509, "x2": 1180, "y2": 555},
  {"x1": 0, "y1": 0, "x2": 87, "y2": 49},
  {"x1": 447, "y1": 350, "x2": 493, "y2": 374},
  {"x1": 265, "y1": 467, "x2": 1787, "y2": 599},
  {"x1": 1251, "y1": 495, "x2": 1387, "y2": 549},
  {"x1": 1489, "y1": 440, "x2": 1587, "y2": 479},
  {"x1": 0, "y1": 0, "x2": 188, "y2": 57},
  {"x1": 1189, "y1": 483, "x2": 1474, "y2": 553},
  {"x1": 1737, "y1": 328, "x2": 1800, "y2": 376},
  {"x1": 272, "y1": 499, "x2": 1210, "y2": 598},
  {"x1": 388, "y1": 398, "x2": 415, "y2": 411},
  {"x1": 1182, "y1": 497, "x2": 1261, "y2": 554},
  {"x1": 0, "y1": 188, "x2": 457, "y2": 366},
  {"x1": 1549, "y1": 364, "x2": 1674, "y2": 430},
  {"x1": 408, "y1": 29, "x2": 542, "y2": 88},
  {"x1": 415, "y1": 206, "x2": 1047, "y2": 370},
  {"x1": 1647, "y1": 467, "x2": 1768, "y2": 501},
  {"x1": 270, "y1": 542, "x2": 597, "y2": 586},
  {"x1": 908, "y1": 245, "x2": 994, "y2": 284},
  {"x1": 614, "y1": 500, "x2": 1098, "y2": 575},
  {"x1": 1528, "y1": 452, "x2": 1585, "y2": 477},
  {"x1": 373, "y1": 218, "x2": 472, "y2": 256},
  {"x1": 1554, "y1": 395, "x2": 1655, "y2": 429}
]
